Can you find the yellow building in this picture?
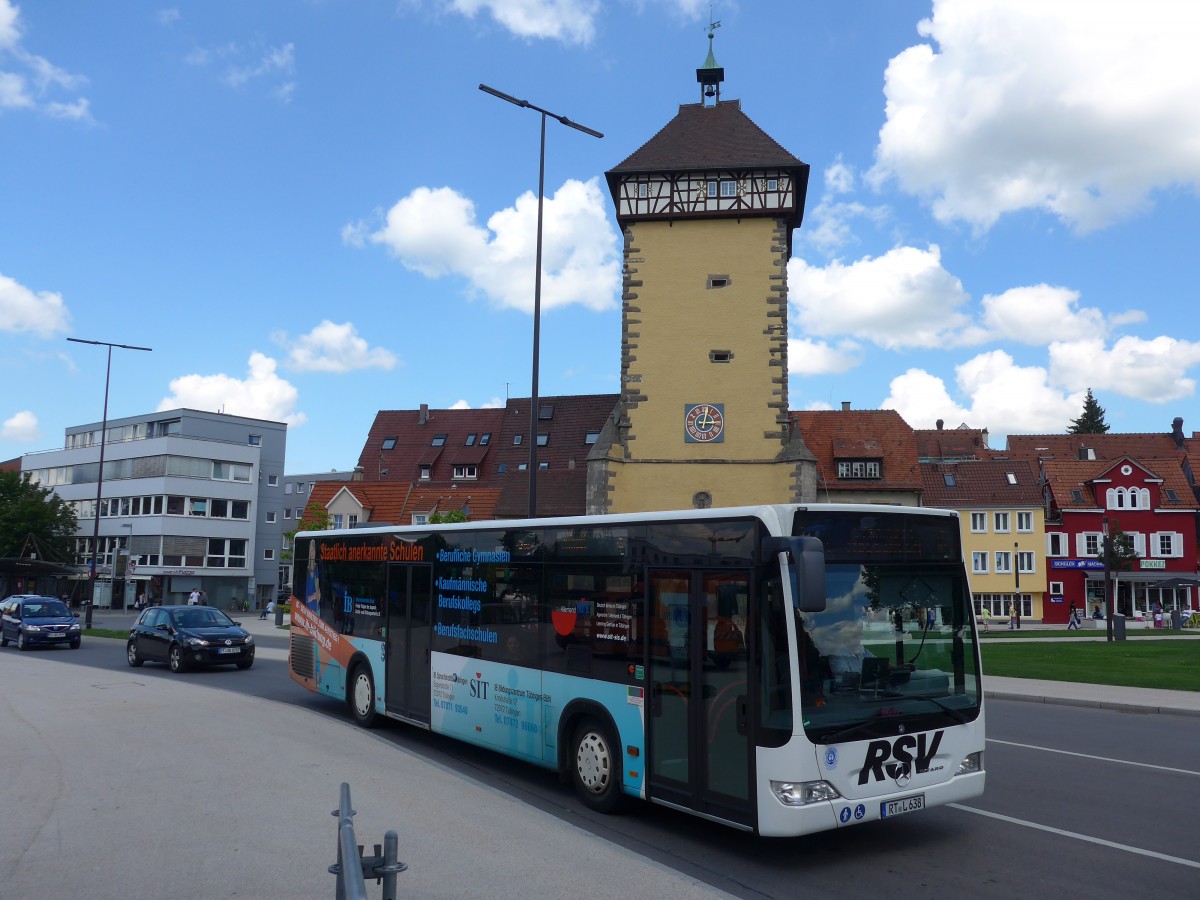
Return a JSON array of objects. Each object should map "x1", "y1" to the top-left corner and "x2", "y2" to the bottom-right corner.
[
  {"x1": 920, "y1": 460, "x2": 1049, "y2": 623},
  {"x1": 588, "y1": 50, "x2": 816, "y2": 513}
]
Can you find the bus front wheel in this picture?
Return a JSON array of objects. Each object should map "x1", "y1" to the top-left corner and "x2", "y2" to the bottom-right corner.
[
  {"x1": 348, "y1": 663, "x2": 379, "y2": 728},
  {"x1": 571, "y1": 718, "x2": 622, "y2": 813}
]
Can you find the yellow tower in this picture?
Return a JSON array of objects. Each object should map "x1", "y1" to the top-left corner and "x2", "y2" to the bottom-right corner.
[{"x1": 587, "y1": 36, "x2": 816, "y2": 514}]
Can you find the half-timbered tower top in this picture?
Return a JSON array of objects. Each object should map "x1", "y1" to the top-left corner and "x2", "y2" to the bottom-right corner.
[{"x1": 605, "y1": 97, "x2": 810, "y2": 250}]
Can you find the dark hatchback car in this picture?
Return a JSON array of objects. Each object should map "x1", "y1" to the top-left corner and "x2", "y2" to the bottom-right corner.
[
  {"x1": 127, "y1": 605, "x2": 255, "y2": 672},
  {"x1": 1, "y1": 595, "x2": 82, "y2": 650}
]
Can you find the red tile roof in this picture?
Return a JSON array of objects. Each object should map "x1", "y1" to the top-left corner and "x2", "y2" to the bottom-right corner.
[
  {"x1": 792, "y1": 409, "x2": 922, "y2": 494},
  {"x1": 919, "y1": 460, "x2": 1042, "y2": 507},
  {"x1": 1004, "y1": 432, "x2": 1183, "y2": 462},
  {"x1": 914, "y1": 426, "x2": 995, "y2": 461},
  {"x1": 1040, "y1": 458, "x2": 1200, "y2": 511},
  {"x1": 303, "y1": 482, "x2": 502, "y2": 528}
]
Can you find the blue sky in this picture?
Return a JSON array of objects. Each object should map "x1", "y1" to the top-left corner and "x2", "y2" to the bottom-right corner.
[{"x1": 3, "y1": 0, "x2": 1199, "y2": 474}]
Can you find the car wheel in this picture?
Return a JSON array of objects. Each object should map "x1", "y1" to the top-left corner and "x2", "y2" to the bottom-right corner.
[
  {"x1": 17, "y1": 632, "x2": 29, "y2": 651},
  {"x1": 70, "y1": 639, "x2": 81, "y2": 649},
  {"x1": 571, "y1": 717, "x2": 623, "y2": 813},
  {"x1": 236, "y1": 656, "x2": 254, "y2": 670},
  {"x1": 0, "y1": 634, "x2": 8, "y2": 647},
  {"x1": 168, "y1": 644, "x2": 186, "y2": 673},
  {"x1": 127, "y1": 641, "x2": 143, "y2": 667},
  {"x1": 348, "y1": 663, "x2": 378, "y2": 728}
]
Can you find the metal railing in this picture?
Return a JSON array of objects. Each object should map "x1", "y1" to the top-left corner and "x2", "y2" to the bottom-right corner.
[{"x1": 329, "y1": 782, "x2": 406, "y2": 900}]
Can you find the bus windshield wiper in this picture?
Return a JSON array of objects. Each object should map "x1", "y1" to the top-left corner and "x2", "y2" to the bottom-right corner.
[{"x1": 911, "y1": 695, "x2": 970, "y2": 724}]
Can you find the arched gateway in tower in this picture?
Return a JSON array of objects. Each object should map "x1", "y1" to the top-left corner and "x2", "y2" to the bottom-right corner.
[{"x1": 586, "y1": 42, "x2": 817, "y2": 514}]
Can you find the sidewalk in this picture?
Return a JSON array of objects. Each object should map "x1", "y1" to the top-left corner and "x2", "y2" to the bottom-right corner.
[
  {"x1": 0, "y1": 651, "x2": 731, "y2": 899},
  {"x1": 986, "y1": 676, "x2": 1200, "y2": 718}
]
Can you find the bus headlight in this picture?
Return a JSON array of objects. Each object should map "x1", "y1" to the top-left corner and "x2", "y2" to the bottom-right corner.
[
  {"x1": 956, "y1": 752, "x2": 983, "y2": 775},
  {"x1": 771, "y1": 780, "x2": 842, "y2": 807}
]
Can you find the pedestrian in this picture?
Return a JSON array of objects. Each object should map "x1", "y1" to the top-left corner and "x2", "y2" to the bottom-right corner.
[
  {"x1": 262, "y1": 599, "x2": 274, "y2": 621},
  {"x1": 1067, "y1": 602, "x2": 1080, "y2": 630},
  {"x1": 188, "y1": 588, "x2": 200, "y2": 606},
  {"x1": 1007, "y1": 602, "x2": 1015, "y2": 631},
  {"x1": 979, "y1": 608, "x2": 990, "y2": 633},
  {"x1": 1153, "y1": 600, "x2": 1163, "y2": 629}
]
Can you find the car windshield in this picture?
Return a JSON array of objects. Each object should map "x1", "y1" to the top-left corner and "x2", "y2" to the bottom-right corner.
[
  {"x1": 25, "y1": 600, "x2": 72, "y2": 618},
  {"x1": 171, "y1": 609, "x2": 235, "y2": 629}
]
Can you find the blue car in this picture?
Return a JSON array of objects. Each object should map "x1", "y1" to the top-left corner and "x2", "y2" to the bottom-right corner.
[{"x1": 0, "y1": 595, "x2": 82, "y2": 650}]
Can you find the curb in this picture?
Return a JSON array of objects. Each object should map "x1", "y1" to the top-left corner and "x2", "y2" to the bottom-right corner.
[{"x1": 985, "y1": 689, "x2": 1200, "y2": 719}]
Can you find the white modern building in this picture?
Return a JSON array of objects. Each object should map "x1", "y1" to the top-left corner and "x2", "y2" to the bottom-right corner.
[{"x1": 21, "y1": 408, "x2": 286, "y2": 611}]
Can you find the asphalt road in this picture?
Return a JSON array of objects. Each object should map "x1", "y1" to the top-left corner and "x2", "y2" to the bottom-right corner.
[{"x1": 11, "y1": 634, "x2": 1200, "y2": 899}]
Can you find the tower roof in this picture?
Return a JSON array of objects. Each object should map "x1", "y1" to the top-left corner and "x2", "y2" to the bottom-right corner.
[{"x1": 608, "y1": 101, "x2": 805, "y2": 174}]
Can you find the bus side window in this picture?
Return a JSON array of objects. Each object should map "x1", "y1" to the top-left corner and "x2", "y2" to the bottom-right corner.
[{"x1": 759, "y1": 580, "x2": 792, "y2": 745}]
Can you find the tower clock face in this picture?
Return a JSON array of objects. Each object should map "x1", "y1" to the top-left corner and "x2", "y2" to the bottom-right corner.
[{"x1": 684, "y1": 403, "x2": 725, "y2": 443}]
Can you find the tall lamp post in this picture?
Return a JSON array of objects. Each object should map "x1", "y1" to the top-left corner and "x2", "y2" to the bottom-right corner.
[
  {"x1": 478, "y1": 84, "x2": 602, "y2": 518},
  {"x1": 68, "y1": 337, "x2": 153, "y2": 627}
]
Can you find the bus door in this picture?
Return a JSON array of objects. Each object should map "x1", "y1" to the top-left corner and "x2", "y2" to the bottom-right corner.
[
  {"x1": 385, "y1": 563, "x2": 433, "y2": 724},
  {"x1": 646, "y1": 569, "x2": 753, "y2": 828}
]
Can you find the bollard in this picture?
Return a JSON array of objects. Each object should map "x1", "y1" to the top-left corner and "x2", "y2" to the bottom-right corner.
[{"x1": 275, "y1": 603, "x2": 285, "y2": 626}]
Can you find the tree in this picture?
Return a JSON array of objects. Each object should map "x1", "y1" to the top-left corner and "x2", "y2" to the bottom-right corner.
[
  {"x1": 1068, "y1": 388, "x2": 1109, "y2": 434},
  {"x1": 1096, "y1": 527, "x2": 1138, "y2": 642},
  {"x1": 429, "y1": 509, "x2": 469, "y2": 524},
  {"x1": 281, "y1": 501, "x2": 333, "y2": 561},
  {"x1": 0, "y1": 470, "x2": 78, "y2": 561}
]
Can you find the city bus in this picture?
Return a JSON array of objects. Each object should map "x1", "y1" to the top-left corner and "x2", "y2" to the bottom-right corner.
[{"x1": 287, "y1": 504, "x2": 985, "y2": 836}]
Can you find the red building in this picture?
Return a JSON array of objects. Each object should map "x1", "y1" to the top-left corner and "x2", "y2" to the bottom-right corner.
[{"x1": 1041, "y1": 456, "x2": 1199, "y2": 623}]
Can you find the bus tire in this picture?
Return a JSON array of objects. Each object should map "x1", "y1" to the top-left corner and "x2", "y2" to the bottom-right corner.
[
  {"x1": 571, "y1": 717, "x2": 623, "y2": 813},
  {"x1": 348, "y1": 662, "x2": 379, "y2": 728}
]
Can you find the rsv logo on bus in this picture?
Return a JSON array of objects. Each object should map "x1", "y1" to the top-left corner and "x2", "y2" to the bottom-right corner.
[{"x1": 857, "y1": 730, "x2": 944, "y2": 785}]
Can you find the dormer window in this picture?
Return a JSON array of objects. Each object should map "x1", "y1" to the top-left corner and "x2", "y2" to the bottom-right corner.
[
  {"x1": 381, "y1": 437, "x2": 397, "y2": 450},
  {"x1": 453, "y1": 465, "x2": 477, "y2": 480},
  {"x1": 419, "y1": 465, "x2": 431, "y2": 480},
  {"x1": 836, "y1": 460, "x2": 881, "y2": 480}
]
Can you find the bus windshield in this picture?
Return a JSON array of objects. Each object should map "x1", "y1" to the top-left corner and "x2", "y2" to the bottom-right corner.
[{"x1": 791, "y1": 511, "x2": 981, "y2": 743}]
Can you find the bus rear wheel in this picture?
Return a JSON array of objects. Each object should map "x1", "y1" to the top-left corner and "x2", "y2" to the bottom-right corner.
[
  {"x1": 348, "y1": 663, "x2": 378, "y2": 728},
  {"x1": 571, "y1": 718, "x2": 622, "y2": 813}
]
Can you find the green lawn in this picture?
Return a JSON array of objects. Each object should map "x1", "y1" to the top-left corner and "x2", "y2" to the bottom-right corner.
[{"x1": 981, "y1": 640, "x2": 1200, "y2": 692}]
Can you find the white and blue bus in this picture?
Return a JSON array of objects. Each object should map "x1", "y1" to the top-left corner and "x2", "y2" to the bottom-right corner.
[{"x1": 287, "y1": 504, "x2": 985, "y2": 836}]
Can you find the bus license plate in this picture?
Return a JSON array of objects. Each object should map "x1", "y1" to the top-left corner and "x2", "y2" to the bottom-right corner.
[{"x1": 881, "y1": 794, "x2": 925, "y2": 818}]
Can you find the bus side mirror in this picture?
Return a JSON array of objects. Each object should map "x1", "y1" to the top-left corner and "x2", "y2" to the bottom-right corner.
[{"x1": 762, "y1": 536, "x2": 827, "y2": 613}]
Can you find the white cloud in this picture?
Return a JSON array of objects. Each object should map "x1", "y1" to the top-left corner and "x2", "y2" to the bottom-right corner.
[
  {"x1": 882, "y1": 352, "x2": 1080, "y2": 439},
  {"x1": 1049, "y1": 336, "x2": 1200, "y2": 403},
  {"x1": 0, "y1": 0, "x2": 90, "y2": 119},
  {"x1": 869, "y1": 0, "x2": 1200, "y2": 233},
  {"x1": 447, "y1": 0, "x2": 600, "y2": 44},
  {"x1": 158, "y1": 352, "x2": 307, "y2": 426},
  {"x1": 979, "y1": 285, "x2": 1109, "y2": 345},
  {"x1": 787, "y1": 338, "x2": 862, "y2": 376},
  {"x1": 0, "y1": 271, "x2": 71, "y2": 337},
  {"x1": 1, "y1": 410, "x2": 40, "y2": 441},
  {"x1": 281, "y1": 320, "x2": 398, "y2": 373},
  {"x1": 364, "y1": 178, "x2": 620, "y2": 314},
  {"x1": 788, "y1": 245, "x2": 976, "y2": 350},
  {"x1": 224, "y1": 42, "x2": 294, "y2": 88},
  {"x1": 157, "y1": 9, "x2": 181, "y2": 27}
]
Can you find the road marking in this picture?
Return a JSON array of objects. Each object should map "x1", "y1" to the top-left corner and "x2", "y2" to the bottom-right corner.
[
  {"x1": 949, "y1": 804, "x2": 1200, "y2": 869},
  {"x1": 987, "y1": 738, "x2": 1200, "y2": 777}
]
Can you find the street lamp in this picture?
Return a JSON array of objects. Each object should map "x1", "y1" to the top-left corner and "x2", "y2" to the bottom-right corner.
[
  {"x1": 478, "y1": 83, "x2": 602, "y2": 518},
  {"x1": 68, "y1": 337, "x2": 153, "y2": 627}
]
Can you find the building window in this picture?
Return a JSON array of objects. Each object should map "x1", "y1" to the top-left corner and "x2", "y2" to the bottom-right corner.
[
  {"x1": 994, "y1": 552, "x2": 1012, "y2": 574},
  {"x1": 213, "y1": 462, "x2": 251, "y2": 482},
  {"x1": 1047, "y1": 533, "x2": 1066, "y2": 557},
  {"x1": 513, "y1": 434, "x2": 522, "y2": 445},
  {"x1": 264, "y1": 548, "x2": 275, "y2": 561},
  {"x1": 381, "y1": 437, "x2": 397, "y2": 450},
  {"x1": 268, "y1": 474, "x2": 279, "y2": 487},
  {"x1": 332, "y1": 514, "x2": 343, "y2": 529},
  {"x1": 432, "y1": 434, "x2": 447, "y2": 446},
  {"x1": 1049, "y1": 581, "x2": 1064, "y2": 595},
  {"x1": 970, "y1": 512, "x2": 986, "y2": 533},
  {"x1": 419, "y1": 465, "x2": 431, "y2": 480},
  {"x1": 1165, "y1": 488, "x2": 1179, "y2": 502},
  {"x1": 719, "y1": 180, "x2": 736, "y2": 197},
  {"x1": 637, "y1": 181, "x2": 648, "y2": 198},
  {"x1": 412, "y1": 514, "x2": 428, "y2": 526},
  {"x1": 539, "y1": 461, "x2": 549, "y2": 469},
  {"x1": 285, "y1": 482, "x2": 293, "y2": 494},
  {"x1": 348, "y1": 515, "x2": 358, "y2": 528},
  {"x1": 943, "y1": 473, "x2": 955, "y2": 487},
  {"x1": 993, "y1": 512, "x2": 1010, "y2": 532},
  {"x1": 766, "y1": 178, "x2": 778, "y2": 191},
  {"x1": 283, "y1": 508, "x2": 292, "y2": 519},
  {"x1": 706, "y1": 180, "x2": 717, "y2": 198},
  {"x1": 480, "y1": 433, "x2": 491, "y2": 445},
  {"x1": 971, "y1": 552, "x2": 988, "y2": 574},
  {"x1": 465, "y1": 433, "x2": 476, "y2": 446},
  {"x1": 707, "y1": 275, "x2": 730, "y2": 289},
  {"x1": 1152, "y1": 532, "x2": 1182, "y2": 557},
  {"x1": 207, "y1": 538, "x2": 247, "y2": 569},
  {"x1": 453, "y1": 465, "x2": 478, "y2": 480},
  {"x1": 249, "y1": 434, "x2": 262, "y2": 446},
  {"x1": 1081, "y1": 533, "x2": 1101, "y2": 556},
  {"x1": 497, "y1": 463, "x2": 507, "y2": 473},
  {"x1": 1006, "y1": 472, "x2": 1017, "y2": 485},
  {"x1": 536, "y1": 433, "x2": 549, "y2": 447},
  {"x1": 231, "y1": 501, "x2": 249, "y2": 519},
  {"x1": 836, "y1": 460, "x2": 881, "y2": 479},
  {"x1": 1017, "y1": 552, "x2": 1034, "y2": 574},
  {"x1": 1070, "y1": 489, "x2": 1085, "y2": 503},
  {"x1": 585, "y1": 431, "x2": 600, "y2": 444},
  {"x1": 266, "y1": 511, "x2": 277, "y2": 524},
  {"x1": 1017, "y1": 511, "x2": 1033, "y2": 532},
  {"x1": 297, "y1": 483, "x2": 306, "y2": 493}
]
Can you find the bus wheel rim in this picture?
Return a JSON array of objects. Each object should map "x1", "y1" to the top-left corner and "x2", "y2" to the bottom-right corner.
[{"x1": 577, "y1": 731, "x2": 611, "y2": 793}]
